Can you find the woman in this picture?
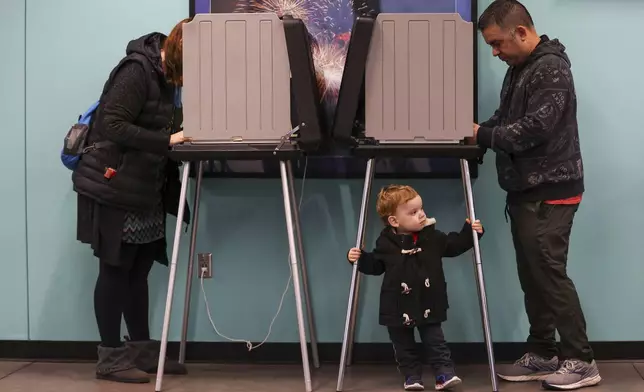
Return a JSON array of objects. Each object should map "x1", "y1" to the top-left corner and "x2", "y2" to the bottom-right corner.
[{"x1": 72, "y1": 18, "x2": 192, "y2": 384}]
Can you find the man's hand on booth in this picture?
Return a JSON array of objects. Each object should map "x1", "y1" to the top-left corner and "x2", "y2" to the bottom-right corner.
[{"x1": 465, "y1": 123, "x2": 481, "y2": 145}]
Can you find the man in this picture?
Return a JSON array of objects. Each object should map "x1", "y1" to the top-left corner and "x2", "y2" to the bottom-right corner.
[{"x1": 473, "y1": 1, "x2": 601, "y2": 390}]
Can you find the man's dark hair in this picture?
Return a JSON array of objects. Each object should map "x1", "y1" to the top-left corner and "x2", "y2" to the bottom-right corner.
[{"x1": 477, "y1": 0, "x2": 534, "y2": 31}]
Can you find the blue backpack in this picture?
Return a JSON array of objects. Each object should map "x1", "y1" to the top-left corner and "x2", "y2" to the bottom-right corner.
[
  {"x1": 60, "y1": 101, "x2": 111, "y2": 171},
  {"x1": 61, "y1": 53, "x2": 158, "y2": 171}
]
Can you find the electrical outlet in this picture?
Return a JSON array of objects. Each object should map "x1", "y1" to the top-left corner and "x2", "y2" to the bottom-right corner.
[{"x1": 198, "y1": 253, "x2": 213, "y2": 278}]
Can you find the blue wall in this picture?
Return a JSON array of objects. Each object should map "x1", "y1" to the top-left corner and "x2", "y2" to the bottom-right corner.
[
  {"x1": 2, "y1": 0, "x2": 643, "y2": 344},
  {"x1": 0, "y1": 0, "x2": 28, "y2": 340}
]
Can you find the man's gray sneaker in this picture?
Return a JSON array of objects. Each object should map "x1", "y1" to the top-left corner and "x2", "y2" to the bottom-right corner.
[
  {"x1": 497, "y1": 353, "x2": 559, "y2": 382},
  {"x1": 542, "y1": 359, "x2": 601, "y2": 390}
]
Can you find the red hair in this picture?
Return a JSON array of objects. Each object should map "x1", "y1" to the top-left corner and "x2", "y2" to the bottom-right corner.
[{"x1": 162, "y1": 17, "x2": 193, "y2": 86}]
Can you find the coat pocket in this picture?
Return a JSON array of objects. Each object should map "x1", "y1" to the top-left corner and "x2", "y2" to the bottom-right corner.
[{"x1": 379, "y1": 289, "x2": 402, "y2": 323}]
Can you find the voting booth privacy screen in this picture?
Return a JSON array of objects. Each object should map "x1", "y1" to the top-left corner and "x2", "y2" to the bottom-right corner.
[{"x1": 188, "y1": 0, "x2": 478, "y2": 179}]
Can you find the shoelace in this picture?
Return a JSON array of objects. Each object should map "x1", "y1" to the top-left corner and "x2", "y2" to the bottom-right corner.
[
  {"x1": 555, "y1": 360, "x2": 578, "y2": 374},
  {"x1": 515, "y1": 353, "x2": 532, "y2": 367}
]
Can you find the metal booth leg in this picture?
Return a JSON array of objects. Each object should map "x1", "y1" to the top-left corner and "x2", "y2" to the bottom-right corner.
[
  {"x1": 286, "y1": 160, "x2": 320, "y2": 369},
  {"x1": 155, "y1": 162, "x2": 191, "y2": 392},
  {"x1": 336, "y1": 158, "x2": 376, "y2": 392},
  {"x1": 345, "y1": 273, "x2": 361, "y2": 367},
  {"x1": 179, "y1": 161, "x2": 205, "y2": 364},
  {"x1": 279, "y1": 160, "x2": 313, "y2": 392},
  {"x1": 459, "y1": 159, "x2": 499, "y2": 392}
]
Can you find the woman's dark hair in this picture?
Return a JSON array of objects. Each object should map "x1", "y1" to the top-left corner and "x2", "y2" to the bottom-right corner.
[{"x1": 163, "y1": 17, "x2": 193, "y2": 86}]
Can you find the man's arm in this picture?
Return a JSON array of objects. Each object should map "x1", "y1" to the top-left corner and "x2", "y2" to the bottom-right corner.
[
  {"x1": 479, "y1": 109, "x2": 502, "y2": 128},
  {"x1": 476, "y1": 59, "x2": 572, "y2": 154}
]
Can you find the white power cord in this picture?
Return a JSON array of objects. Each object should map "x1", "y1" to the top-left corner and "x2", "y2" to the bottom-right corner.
[{"x1": 200, "y1": 158, "x2": 309, "y2": 351}]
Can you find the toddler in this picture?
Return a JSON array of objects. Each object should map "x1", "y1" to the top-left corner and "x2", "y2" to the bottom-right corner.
[{"x1": 347, "y1": 185, "x2": 484, "y2": 391}]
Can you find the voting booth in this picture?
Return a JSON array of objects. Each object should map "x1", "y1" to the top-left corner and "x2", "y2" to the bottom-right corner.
[
  {"x1": 154, "y1": 13, "x2": 325, "y2": 392},
  {"x1": 332, "y1": 13, "x2": 499, "y2": 392},
  {"x1": 154, "y1": 11, "x2": 499, "y2": 392}
]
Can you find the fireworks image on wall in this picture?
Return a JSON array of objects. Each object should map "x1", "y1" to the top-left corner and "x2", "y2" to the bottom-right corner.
[
  {"x1": 311, "y1": 42, "x2": 346, "y2": 101},
  {"x1": 234, "y1": 0, "x2": 374, "y2": 103},
  {"x1": 236, "y1": 0, "x2": 316, "y2": 22}
]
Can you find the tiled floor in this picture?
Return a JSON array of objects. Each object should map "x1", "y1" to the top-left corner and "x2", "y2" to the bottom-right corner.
[{"x1": 0, "y1": 361, "x2": 642, "y2": 391}]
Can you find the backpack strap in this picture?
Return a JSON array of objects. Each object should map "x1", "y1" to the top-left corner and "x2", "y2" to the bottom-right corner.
[
  {"x1": 82, "y1": 140, "x2": 112, "y2": 154},
  {"x1": 174, "y1": 87, "x2": 182, "y2": 108}
]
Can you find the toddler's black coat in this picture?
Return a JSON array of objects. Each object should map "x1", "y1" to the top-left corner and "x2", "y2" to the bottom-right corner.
[{"x1": 356, "y1": 219, "x2": 483, "y2": 327}]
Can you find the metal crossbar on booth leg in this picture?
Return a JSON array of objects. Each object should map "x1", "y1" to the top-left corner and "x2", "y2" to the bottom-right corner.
[
  {"x1": 155, "y1": 161, "x2": 315, "y2": 392},
  {"x1": 336, "y1": 158, "x2": 499, "y2": 392}
]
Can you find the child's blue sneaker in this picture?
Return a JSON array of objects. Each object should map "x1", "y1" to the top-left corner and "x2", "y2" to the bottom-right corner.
[
  {"x1": 404, "y1": 376, "x2": 425, "y2": 391},
  {"x1": 435, "y1": 374, "x2": 462, "y2": 390}
]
